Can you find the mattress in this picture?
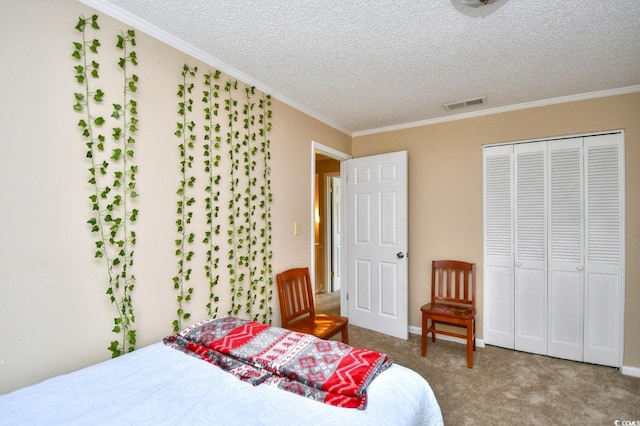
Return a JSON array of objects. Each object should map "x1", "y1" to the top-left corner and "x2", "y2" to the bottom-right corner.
[{"x1": 0, "y1": 342, "x2": 443, "y2": 425}]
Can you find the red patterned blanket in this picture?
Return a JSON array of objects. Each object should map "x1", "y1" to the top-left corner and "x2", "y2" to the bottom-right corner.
[{"x1": 163, "y1": 316, "x2": 392, "y2": 409}]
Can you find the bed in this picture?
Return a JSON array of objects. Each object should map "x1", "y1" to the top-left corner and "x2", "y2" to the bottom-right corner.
[{"x1": 0, "y1": 316, "x2": 443, "y2": 425}]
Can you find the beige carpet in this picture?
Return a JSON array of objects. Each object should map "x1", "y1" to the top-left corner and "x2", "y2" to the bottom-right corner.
[
  {"x1": 315, "y1": 293, "x2": 640, "y2": 425},
  {"x1": 315, "y1": 290, "x2": 341, "y2": 314}
]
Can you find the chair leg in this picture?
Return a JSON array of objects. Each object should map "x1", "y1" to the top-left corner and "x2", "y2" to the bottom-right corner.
[
  {"x1": 466, "y1": 320, "x2": 474, "y2": 369},
  {"x1": 421, "y1": 313, "x2": 428, "y2": 357},
  {"x1": 473, "y1": 319, "x2": 476, "y2": 351},
  {"x1": 342, "y1": 326, "x2": 349, "y2": 345}
]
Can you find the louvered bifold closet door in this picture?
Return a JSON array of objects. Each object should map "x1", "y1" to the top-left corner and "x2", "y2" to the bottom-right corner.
[
  {"x1": 583, "y1": 134, "x2": 623, "y2": 367},
  {"x1": 547, "y1": 139, "x2": 584, "y2": 361},
  {"x1": 514, "y1": 142, "x2": 547, "y2": 355},
  {"x1": 483, "y1": 145, "x2": 514, "y2": 348}
]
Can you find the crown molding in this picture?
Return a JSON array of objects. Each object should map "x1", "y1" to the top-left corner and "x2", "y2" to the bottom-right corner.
[
  {"x1": 77, "y1": 0, "x2": 351, "y2": 136},
  {"x1": 77, "y1": 1, "x2": 639, "y2": 139},
  {"x1": 353, "y1": 85, "x2": 640, "y2": 137}
]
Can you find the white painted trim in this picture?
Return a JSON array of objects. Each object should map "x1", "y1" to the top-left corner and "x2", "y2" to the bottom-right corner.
[
  {"x1": 618, "y1": 131, "x2": 626, "y2": 370},
  {"x1": 310, "y1": 142, "x2": 350, "y2": 310},
  {"x1": 313, "y1": 143, "x2": 352, "y2": 161},
  {"x1": 324, "y1": 173, "x2": 340, "y2": 294},
  {"x1": 80, "y1": 1, "x2": 640, "y2": 139},
  {"x1": 408, "y1": 326, "x2": 486, "y2": 348},
  {"x1": 353, "y1": 85, "x2": 640, "y2": 137},
  {"x1": 620, "y1": 365, "x2": 640, "y2": 378},
  {"x1": 409, "y1": 326, "x2": 640, "y2": 376},
  {"x1": 77, "y1": 0, "x2": 351, "y2": 136}
]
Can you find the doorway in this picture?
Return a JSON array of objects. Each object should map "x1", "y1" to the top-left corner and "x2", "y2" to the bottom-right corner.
[
  {"x1": 311, "y1": 142, "x2": 350, "y2": 315},
  {"x1": 311, "y1": 144, "x2": 410, "y2": 338},
  {"x1": 326, "y1": 174, "x2": 341, "y2": 293},
  {"x1": 314, "y1": 158, "x2": 339, "y2": 295}
]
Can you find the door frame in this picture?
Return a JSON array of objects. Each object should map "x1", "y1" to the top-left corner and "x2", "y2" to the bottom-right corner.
[
  {"x1": 325, "y1": 172, "x2": 340, "y2": 293},
  {"x1": 310, "y1": 141, "x2": 351, "y2": 312}
]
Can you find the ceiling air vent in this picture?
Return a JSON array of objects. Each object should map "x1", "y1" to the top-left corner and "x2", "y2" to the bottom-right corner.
[{"x1": 443, "y1": 96, "x2": 486, "y2": 112}]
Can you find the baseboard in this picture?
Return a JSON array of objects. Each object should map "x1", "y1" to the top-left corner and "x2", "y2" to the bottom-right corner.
[
  {"x1": 408, "y1": 325, "x2": 486, "y2": 348},
  {"x1": 621, "y1": 365, "x2": 640, "y2": 378},
  {"x1": 408, "y1": 326, "x2": 640, "y2": 376}
]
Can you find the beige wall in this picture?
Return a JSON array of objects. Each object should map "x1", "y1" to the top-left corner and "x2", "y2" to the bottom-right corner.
[
  {"x1": 270, "y1": 102, "x2": 350, "y2": 274},
  {"x1": 352, "y1": 92, "x2": 640, "y2": 369},
  {"x1": 0, "y1": 0, "x2": 349, "y2": 393}
]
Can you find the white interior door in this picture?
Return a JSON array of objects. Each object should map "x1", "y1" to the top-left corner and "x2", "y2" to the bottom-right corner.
[
  {"x1": 483, "y1": 132, "x2": 623, "y2": 367},
  {"x1": 514, "y1": 142, "x2": 548, "y2": 355},
  {"x1": 547, "y1": 138, "x2": 584, "y2": 361},
  {"x1": 483, "y1": 145, "x2": 515, "y2": 348},
  {"x1": 346, "y1": 151, "x2": 408, "y2": 339},
  {"x1": 329, "y1": 175, "x2": 341, "y2": 291},
  {"x1": 583, "y1": 133, "x2": 624, "y2": 367}
]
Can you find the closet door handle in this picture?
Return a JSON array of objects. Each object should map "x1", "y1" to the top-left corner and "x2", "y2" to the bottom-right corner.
[
  {"x1": 515, "y1": 261, "x2": 522, "y2": 267},
  {"x1": 576, "y1": 265, "x2": 584, "y2": 271}
]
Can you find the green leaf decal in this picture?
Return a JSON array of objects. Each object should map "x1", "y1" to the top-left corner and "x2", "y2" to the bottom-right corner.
[{"x1": 73, "y1": 15, "x2": 139, "y2": 358}]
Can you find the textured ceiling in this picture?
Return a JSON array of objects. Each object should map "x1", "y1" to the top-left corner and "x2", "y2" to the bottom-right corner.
[{"x1": 82, "y1": 0, "x2": 640, "y2": 135}]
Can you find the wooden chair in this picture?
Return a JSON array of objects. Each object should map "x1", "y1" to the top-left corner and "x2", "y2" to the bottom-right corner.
[
  {"x1": 421, "y1": 260, "x2": 476, "y2": 368},
  {"x1": 276, "y1": 267, "x2": 349, "y2": 344}
]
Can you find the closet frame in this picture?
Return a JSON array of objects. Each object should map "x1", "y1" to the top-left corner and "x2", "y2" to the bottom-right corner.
[{"x1": 482, "y1": 131, "x2": 625, "y2": 368}]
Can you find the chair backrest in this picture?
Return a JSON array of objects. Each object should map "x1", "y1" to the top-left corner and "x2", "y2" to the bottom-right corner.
[
  {"x1": 431, "y1": 260, "x2": 476, "y2": 308},
  {"x1": 276, "y1": 267, "x2": 316, "y2": 328}
]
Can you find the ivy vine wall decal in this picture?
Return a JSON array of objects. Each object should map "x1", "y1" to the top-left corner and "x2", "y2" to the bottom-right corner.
[
  {"x1": 73, "y1": 14, "x2": 139, "y2": 357},
  {"x1": 173, "y1": 65, "x2": 274, "y2": 330},
  {"x1": 173, "y1": 65, "x2": 198, "y2": 332},
  {"x1": 257, "y1": 92, "x2": 274, "y2": 324},
  {"x1": 203, "y1": 70, "x2": 223, "y2": 319},
  {"x1": 72, "y1": 13, "x2": 274, "y2": 348}
]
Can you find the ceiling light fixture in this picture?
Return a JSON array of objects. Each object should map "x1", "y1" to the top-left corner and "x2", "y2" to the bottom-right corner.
[{"x1": 457, "y1": 0, "x2": 497, "y2": 6}]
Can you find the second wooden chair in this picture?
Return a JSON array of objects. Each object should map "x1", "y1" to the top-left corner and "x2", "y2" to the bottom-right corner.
[{"x1": 421, "y1": 260, "x2": 476, "y2": 368}]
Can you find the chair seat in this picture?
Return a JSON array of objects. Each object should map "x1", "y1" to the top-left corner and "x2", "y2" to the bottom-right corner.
[
  {"x1": 421, "y1": 303, "x2": 475, "y2": 321},
  {"x1": 287, "y1": 314, "x2": 348, "y2": 340}
]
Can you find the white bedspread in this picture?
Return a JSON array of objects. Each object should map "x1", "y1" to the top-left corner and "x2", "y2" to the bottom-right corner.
[{"x1": 0, "y1": 342, "x2": 443, "y2": 426}]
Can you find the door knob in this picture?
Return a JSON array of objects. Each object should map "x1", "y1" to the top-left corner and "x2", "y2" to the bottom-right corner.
[{"x1": 396, "y1": 252, "x2": 405, "y2": 259}]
